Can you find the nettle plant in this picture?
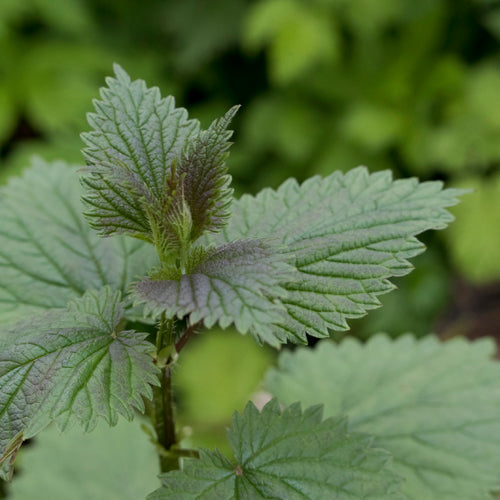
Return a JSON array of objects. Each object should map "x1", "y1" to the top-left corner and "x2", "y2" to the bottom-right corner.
[{"x1": 1, "y1": 65, "x2": 500, "y2": 500}]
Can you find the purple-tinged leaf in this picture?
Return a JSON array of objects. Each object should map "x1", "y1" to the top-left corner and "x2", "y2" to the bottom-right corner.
[{"x1": 134, "y1": 240, "x2": 293, "y2": 346}]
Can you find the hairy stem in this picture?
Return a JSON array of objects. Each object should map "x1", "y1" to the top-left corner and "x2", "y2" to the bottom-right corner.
[
  {"x1": 152, "y1": 314, "x2": 179, "y2": 472},
  {"x1": 175, "y1": 321, "x2": 199, "y2": 354},
  {"x1": 155, "y1": 365, "x2": 178, "y2": 472},
  {"x1": 149, "y1": 315, "x2": 200, "y2": 472}
]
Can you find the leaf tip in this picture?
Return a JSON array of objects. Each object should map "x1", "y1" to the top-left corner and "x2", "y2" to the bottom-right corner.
[{"x1": 112, "y1": 63, "x2": 130, "y2": 82}]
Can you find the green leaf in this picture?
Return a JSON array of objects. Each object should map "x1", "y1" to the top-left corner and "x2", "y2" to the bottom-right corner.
[
  {"x1": 265, "y1": 335, "x2": 500, "y2": 499},
  {"x1": 144, "y1": 106, "x2": 238, "y2": 261},
  {"x1": 148, "y1": 399, "x2": 402, "y2": 499},
  {"x1": 0, "y1": 287, "x2": 159, "y2": 479},
  {"x1": 82, "y1": 65, "x2": 238, "y2": 247},
  {"x1": 353, "y1": 250, "x2": 451, "y2": 339},
  {"x1": 0, "y1": 158, "x2": 158, "y2": 326},
  {"x1": 81, "y1": 64, "x2": 198, "y2": 237},
  {"x1": 211, "y1": 167, "x2": 465, "y2": 343},
  {"x1": 81, "y1": 64, "x2": 200, "y2": 238},
  {"x1": 9, "y1": 419, "x2": 158, "y2": 500},
  {"x1": 134, "y1": 240, "x2": 293, "y2": 346},
  {"x1": 174, "y1": 329, "x2": 274, "y2": 459},
  {"x1": 178, "y1": 105, "x2": 238, "y2": 240}
]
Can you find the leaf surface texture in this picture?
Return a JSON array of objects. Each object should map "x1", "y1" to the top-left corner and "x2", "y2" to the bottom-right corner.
[
  {"x1": 134, "y1": 240, "x2": 292, "y2": 346},
  {"x1": 81, "y1": 65, "x2": 237, "y2": 243},
  {"x1": 210, "y1": 167, "x2": 465, "y2": 343},
  {"x1": 81, "y1": 64, "x2": 199, "y2": 237},
  {"x1": 266, "y1": 335, "x2": 500, "y2": 499},
  {"x1": 148, "y1": 399, "x2": 402, "y2": 499},
  {"x1": 0, "y1": 288, "x2": 158, "y2": 479},
  {"x1": 0, "y1": 158, "x2": 157, "y2": 326}
]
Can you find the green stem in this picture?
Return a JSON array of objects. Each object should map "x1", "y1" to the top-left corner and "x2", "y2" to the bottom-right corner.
[
  {"x1": 152, "y1": 314, "x2": 179, "y2": 473},
  {"x1": 149, "y1": 315, "x2": 200, "y2": 472},
  {"x1": 154, "y1": 365, "x2": 178, "y2": 472}
]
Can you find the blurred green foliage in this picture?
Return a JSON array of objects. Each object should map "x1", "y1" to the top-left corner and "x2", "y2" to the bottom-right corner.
[
  {"x1": 0, "y1": 4, "x2": 499, "y2": 489},
  {"x1": 241, "y1": 0, "x2": 500, "y2": 180},
  {"x1": 175, "y1": 329, "x2": 274, "y2": 454},
  {"x1": 445, "y1": 173, "x2": 500, "y2": 283},
  {"x1": 348, "y1": 248, "x2": 452, "y2": 339},
  {"x1": 3, "y1": 1, "x2": 500, "y2": 188},
  {"x1": 7, "y1": 419, "x2": 158, "y2": 499}
]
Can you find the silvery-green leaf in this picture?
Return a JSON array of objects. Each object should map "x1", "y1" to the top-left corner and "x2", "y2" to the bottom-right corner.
[
  {"x1": 0, "y1": 158, "x2": 157, "y2": 327},
  {"x1": 266, "y1": 335, "x2": 500, "y2": 499}
]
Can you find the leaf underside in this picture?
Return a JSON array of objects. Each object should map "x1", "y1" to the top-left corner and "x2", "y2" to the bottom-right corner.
[
  {"x1": 148, "y1": 399, "x2": 402, "y2": 499},
  {"x1": 265, "y1": 335, "x2": 500, "y2": 499},
  {"x1": 0, "y1": 158, "x2": 158, "y2": 327},
  {"x1": 134, "y1": 240, "x2": 293, "y2": 346},
  {"x1": 0, "y1": 287, "x2": 159, "y2": 480},
  {"x1": 209, "y1": 167, "x2": 465, "y2": 344}
]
